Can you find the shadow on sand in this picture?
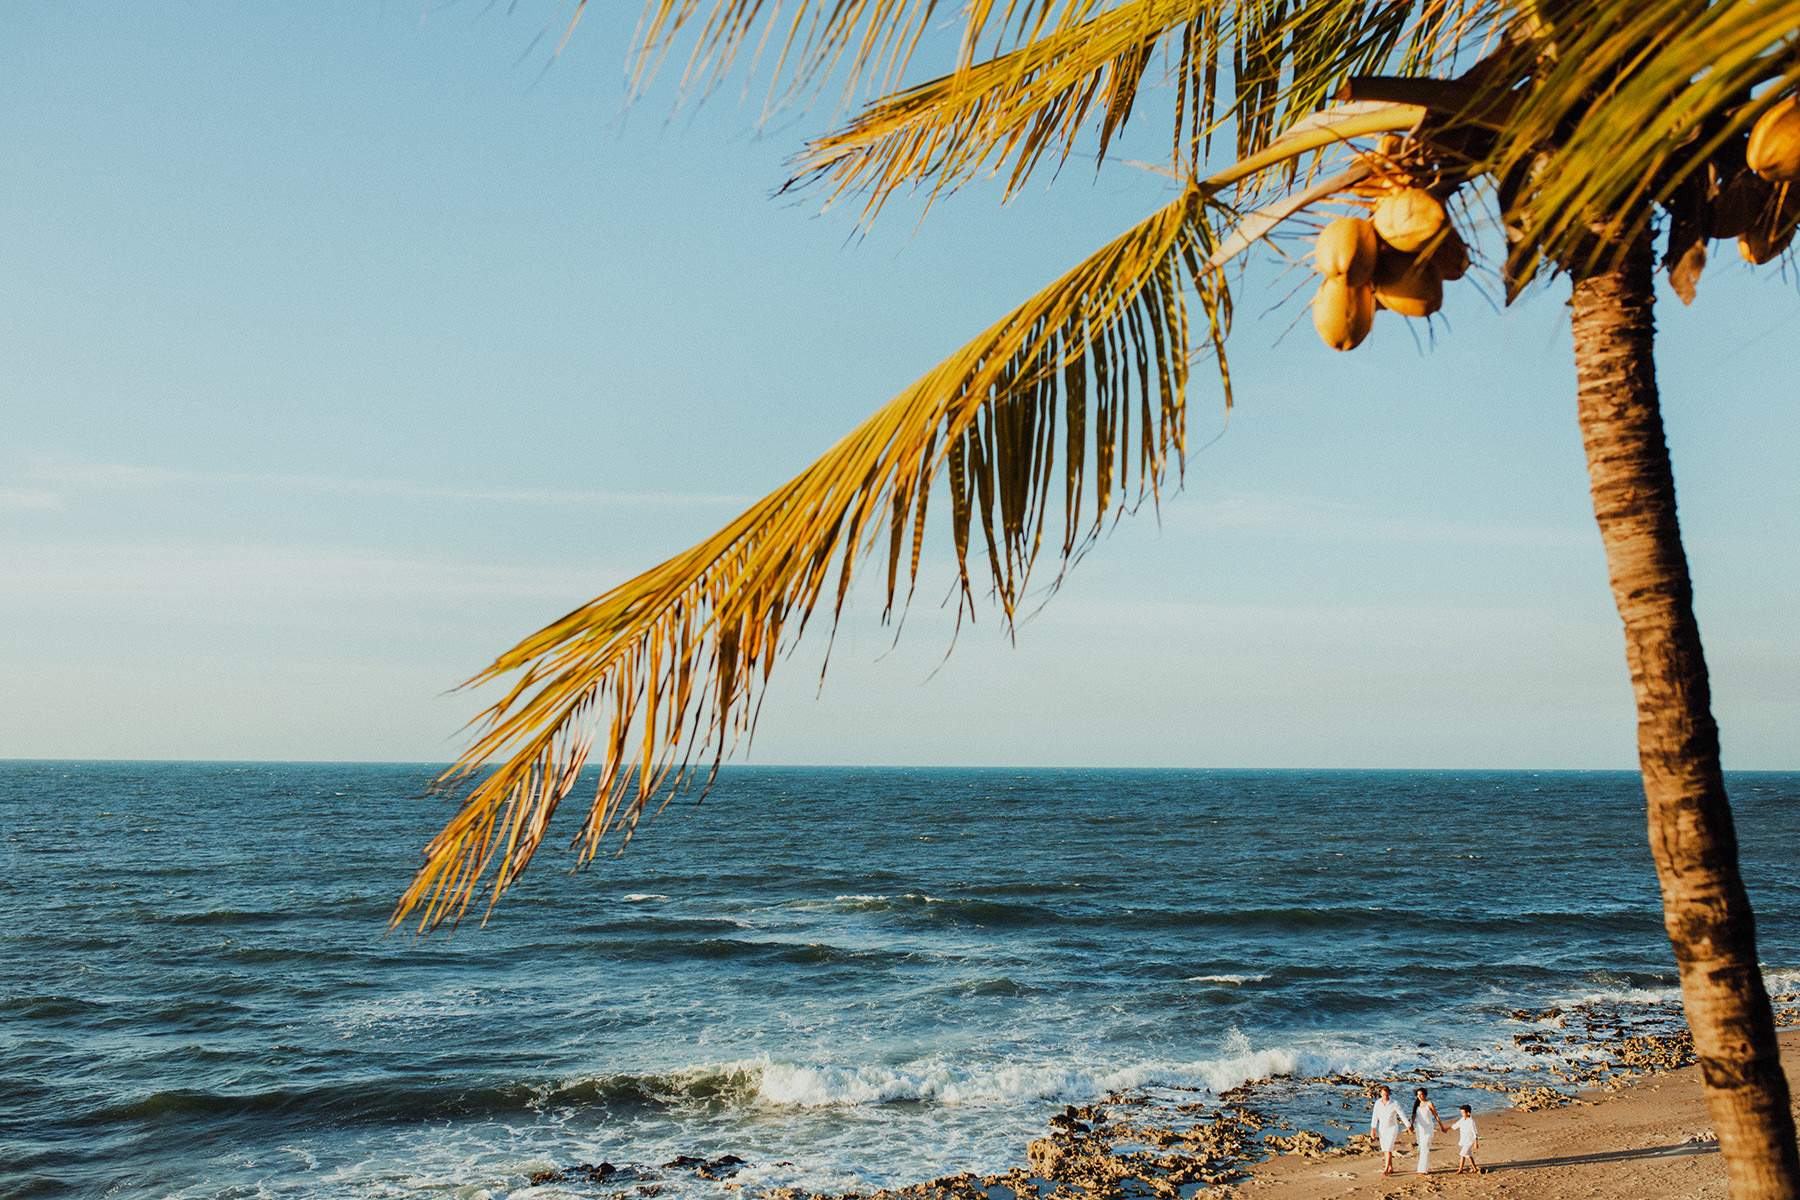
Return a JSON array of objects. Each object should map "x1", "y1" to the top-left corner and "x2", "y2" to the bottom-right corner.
[{"x1": 1487, "y1": 1140, "x2": 1718, "y2": 1173}]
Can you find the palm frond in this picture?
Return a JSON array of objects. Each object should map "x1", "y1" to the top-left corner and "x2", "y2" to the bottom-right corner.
[
  {"x1": 788, "y1": 0, "x2": 1193, "y2": 220},
  {"x1": 1226, "y1": 0, "x2": 1474, "y2": 161},
  {"x1": 1491, "y1": 0, "x2": 1800, "y2": 277},
  {"x1": 618, "y1": 0, "x2": 1087, "y2": 113},
  {"x1": 789, "y1": 0, "x2": 1483, "y2": 222},
  {"x1": 392, "y1": 102, "x2": 1426, "y2": 933},
  {"x1": 397, "y1": 188, "x2": 1211, "y2": 931},
  {"x1": 1215, "y1": 100, "x2": 1426, "y2": 204}
]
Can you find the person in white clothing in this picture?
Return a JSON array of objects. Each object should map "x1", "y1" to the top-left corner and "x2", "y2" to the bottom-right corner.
[
  {"x1": 1410, "y1": 1088, "x2": 1449, "y2": 1174},
  {"x1": 1368, "y1": 1086, "x2": 1407, "y2": 1175},
  {"x1": 1452, "y1": 1104, "x2": 1481, "y2": 1174}
]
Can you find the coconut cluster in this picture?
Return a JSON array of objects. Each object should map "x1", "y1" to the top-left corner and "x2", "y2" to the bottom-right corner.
[
  {"x1": 1309, "y1": 95, "x2": 1800, "y2": 346},
  {"x1": 1311, "y1": 183, "x2": 1467, "y2": 352}
]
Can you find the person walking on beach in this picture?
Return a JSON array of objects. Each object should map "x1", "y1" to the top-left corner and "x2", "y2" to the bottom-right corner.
[
  {"x1": 1410, "y1": 1088, "x2": 1449, "y2": 1174},
  {"x1": 1369, "y1": 1086, "x2": 1407, "y2": 1175},
  {"x1": 1452, "y1": 1104, "x2": 1480, "y2": 1174}
]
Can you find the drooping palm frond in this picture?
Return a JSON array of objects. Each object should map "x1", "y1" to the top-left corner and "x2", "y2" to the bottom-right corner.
[
  {"x1": 1225, "y1": 0, "x2": 1479, "y2": 160},
  {"x1": 787, "y1": 0, "x2": 1193, "y2": 219},
  {"x1": 1489, "y1": 0, "x2": 1800, "y2": 278},
  {"x1": 789, "y1": 0, "x2": 1483, "y2": 220},
  {"x1": 611, "y1": 0, "x2": 1092, "y2": 112},
  {"x1": 393, "y1": 103, "x2": 1427, "y2": 932},
  {"x1": 565, "y1": 0, "x2": 1478, "y2": 186},
  {"x1": 397, "y1": 188, "x2": 1211, "y2": 932}
]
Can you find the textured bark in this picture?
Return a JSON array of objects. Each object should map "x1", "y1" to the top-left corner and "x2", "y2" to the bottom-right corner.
[{"x1": 1570, "y1": 236, "x2": 1800, "y2": 1200}]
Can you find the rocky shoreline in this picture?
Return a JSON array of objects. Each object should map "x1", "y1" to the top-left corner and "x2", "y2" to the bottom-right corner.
[{"x1": 526, "y1": 994, "x2": 1799, "y2": 1200}]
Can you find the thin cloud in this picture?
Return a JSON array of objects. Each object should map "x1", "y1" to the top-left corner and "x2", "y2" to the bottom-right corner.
[
  {"x1": 10, "y1": 455, "x2": 751, "y2": 508},
  {"x1": 0, "y1": 542, "x2": 623, "y2": 605},
  {"x1": 0, "y1": 489, "x2": 60, "y2": 510}
]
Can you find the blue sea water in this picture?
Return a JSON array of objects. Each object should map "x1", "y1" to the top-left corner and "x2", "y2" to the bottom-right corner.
[{"x1": 3, "y1": 764, "x2": 1797, "y2": 1200}]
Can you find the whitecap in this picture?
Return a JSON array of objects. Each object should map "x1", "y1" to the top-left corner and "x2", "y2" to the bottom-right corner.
[
  {"x1": 1565, "y1": 983, "x2": 1683, "y2": 1008},
  {"x1": 1762, "y1": 965, "x2": 1800, "y2": 995},
  {"x1": 745, "y1": 1034, "x2": 1344, "y2": 1111}
]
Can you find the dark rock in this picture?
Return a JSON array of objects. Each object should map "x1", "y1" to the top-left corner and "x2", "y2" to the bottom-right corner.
[
  {"x1": 698, "y1": 1156, "x2": 747, "y2": 1179},
  {"x1": 660, "y1": 1154, "x2": 749, "y2": 1180}
]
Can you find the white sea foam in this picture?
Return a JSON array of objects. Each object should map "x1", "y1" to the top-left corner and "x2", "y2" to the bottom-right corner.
[
  {"x1": 622, "y1": 894, "x2": 669, "y2": 902},
  {"x1": 1185, "y1": 974, "x2": 1270, "y2": 985},
  {"x1": 742, "y1": 1034, "x2": 1344, "y2": 1110},
  {"x1": 1564, "y1": 983, "x2": 1684, "y2": 1008},
  {"x1": 1763, "y1": 965, "x2": 1800, "y2": 994},
  {"x1": 1567, "y1": 965, "x2": 1799, "y2": 1009},
  {"x1": 757, "y1": 1059, "x2": 1061, "y2": 1106}
]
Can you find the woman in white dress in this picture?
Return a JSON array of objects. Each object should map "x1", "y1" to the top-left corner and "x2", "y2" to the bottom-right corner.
[
  {"x1": 1410, "y1": 1087, "x2": 1450, "y2": 1174},
  {"x1": 1368, "y1": 1086, "x2": 1406, "y2": 1175}
]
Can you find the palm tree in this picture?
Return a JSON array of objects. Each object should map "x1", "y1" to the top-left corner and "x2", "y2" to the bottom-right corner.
[{"x1": 395, "y1": 0, "x2": 1800, "y2": 1192}]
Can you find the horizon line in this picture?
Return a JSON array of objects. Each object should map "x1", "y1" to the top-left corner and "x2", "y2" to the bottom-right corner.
[{"x1": 8, "y1": 757, "x2": 1797, "y2": 774}]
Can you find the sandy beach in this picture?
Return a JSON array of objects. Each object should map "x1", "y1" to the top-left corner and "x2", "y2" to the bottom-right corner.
[{"x1": 1231, "y1": 1029, "x2": 1800, "y2": 1200}]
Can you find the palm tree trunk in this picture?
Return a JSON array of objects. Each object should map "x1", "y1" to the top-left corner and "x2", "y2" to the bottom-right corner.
[{"x1": 1570, "y1": 236, "x2": 1800, "y2": 1200}]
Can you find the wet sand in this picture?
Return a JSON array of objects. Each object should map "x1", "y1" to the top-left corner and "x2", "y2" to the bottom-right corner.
[{"x1": 1232, "y1": 1029, "x2": 1800, "y2": 1200}]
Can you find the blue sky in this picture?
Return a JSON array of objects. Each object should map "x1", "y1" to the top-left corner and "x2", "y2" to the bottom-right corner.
[{"x1": 2, "y1": 3, "x2": 1795, "y2": 767}]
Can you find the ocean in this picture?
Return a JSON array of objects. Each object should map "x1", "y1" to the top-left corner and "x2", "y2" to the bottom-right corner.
[{"x1": 3, "y1": 764, "x2": 1797, "y2": 1200}]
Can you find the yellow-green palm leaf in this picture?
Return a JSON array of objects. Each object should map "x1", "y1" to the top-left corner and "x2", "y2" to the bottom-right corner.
[
  {"x1": 399, "y1": 187, "x2": 1212, "y2": 930},
  {"x1": 788, "y1": 0, "x2": 1194, "y2": 219},
  {"x1": 1491, "y1": 0, "x2": 1800, "y2": 277},
  {"x1": 788, "y1": 0, "x2": 1478, "y2": 220},
  {"x1": 395, "y1": 98, "x2": 1425, "y2": 932}
]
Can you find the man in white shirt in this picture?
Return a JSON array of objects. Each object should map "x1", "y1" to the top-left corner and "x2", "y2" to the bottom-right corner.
[
  {"x1": 1452, "y1": 1105, "x2": 1481, "y2": 1174},
  {"x1": 1369, "y1": 1085, "x2": 1407, "y2": 1175}
]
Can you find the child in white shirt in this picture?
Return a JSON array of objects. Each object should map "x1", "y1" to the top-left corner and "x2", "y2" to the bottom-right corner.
[{"x1": 1452, "y1": 1105, "x2": 1480, "y2": 1174}]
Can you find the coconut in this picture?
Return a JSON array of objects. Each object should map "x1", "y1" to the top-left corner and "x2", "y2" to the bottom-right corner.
[
  {"x1": 1312, "y1": 276, "x2": 1376, "y2": 351},
  {"x1": 1747, "y1": 95, "x2": 1800, "y2": 183},
  {"x1": 1709, "y1": 171, "x2": 1773, "y2": 239},
  {"x1": 1314, "y1": 217, "x2": 1379, "y2": 287},
  {"x1": 1429, "y1": 226, "x2": 1470, "y2": 281},
  {"x1": 1372, "y1": 187, "x2": 1447, "y2": 252},
  {"x1": 1372, "y1": 249, "x2": 1443, "y2": 317}
]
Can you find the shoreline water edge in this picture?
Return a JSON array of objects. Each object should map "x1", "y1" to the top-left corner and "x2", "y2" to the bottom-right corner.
[{"x1": 526, "y1": 993, "x2": 1800, "y2": 1199}]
